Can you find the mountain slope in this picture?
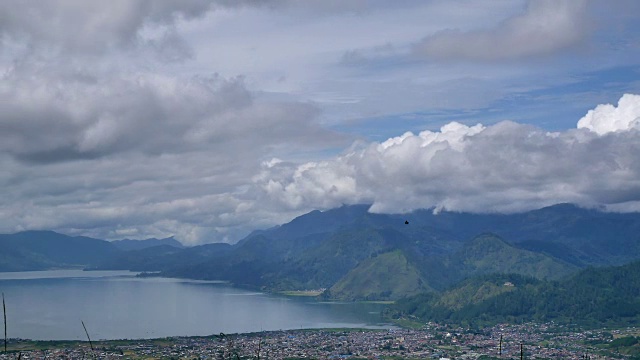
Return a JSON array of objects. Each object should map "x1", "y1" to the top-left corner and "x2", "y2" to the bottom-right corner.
[
  {"x1": 452, "y1": 233, "x2": 578, "y2": 280},
  {"x1": 392, "y1": 261, "x2": 640, "y2": 327},
  {"x1": 3, "y1": 203, "x2": 640, "y2": 304},
  {"x1": 245, "y1": 228, "x2": 406, "y2": 290},
  {"x1": 156, "y1": 205, "x2": 635, "y2": 298},
  {"x1": 326, "y1": 250, "x2": 432, "y2": 301},
  {"x1": 0, "y1": 231, "x2": 121, "y2": 271},
  {"x1": 111, "y1": 237, "x2": 184, "y2": 251}
]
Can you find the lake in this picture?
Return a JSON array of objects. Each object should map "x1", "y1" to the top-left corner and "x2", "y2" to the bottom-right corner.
[{"x1": 0, "y1": 270, "x2": 393, "y2": 340}]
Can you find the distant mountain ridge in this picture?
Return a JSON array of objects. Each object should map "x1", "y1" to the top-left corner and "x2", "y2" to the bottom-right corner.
[
  {"x1": 134, "y1": 203, "x2": 640, "y2": 300},
  {"x1": 2, "y1": 203, "x2": 640, "y2": 303},
  {"x1": 111, "y1": 237, "x2": 184, "y2": 251},
  {"x1": 0, "y1": 231, "x2": 185, "y2": 272},
  {"x1": 0, "y1": 230, "x2": 119, "y2": 271}
]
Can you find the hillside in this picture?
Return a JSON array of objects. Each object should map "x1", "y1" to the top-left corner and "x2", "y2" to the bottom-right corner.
[
  {"x1": 451, "y1": 233, "x2": 578, "y2": 280},
  {"x1": 391, "y1": 261, "x2": 640, "y2": 327},
  {"x1": 2, "y1": 203, "x2": 640, "y2": 302},
  {"x1": 97, "y1": 204, "x2": 640, "y2": 283},
  {"x1": 156, "y1": 213, "x2": 592, "y2": 299},
  {"x1": 0, "y1": 231, "x2": 121, "y2": 271},
  {"x1": 111, "y1": 237, "x2": 184, "y2": 251},
  {"x1": 0, "y1": 231, "x2": 193, "y2": 272},
  {"x1": 325, "y1": 250, "x2": 432, "y2": 301}
]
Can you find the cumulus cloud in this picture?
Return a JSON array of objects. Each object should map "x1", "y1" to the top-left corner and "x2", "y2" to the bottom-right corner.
[
  {"x1": 577, "y1": 94, "x2": 640, "y2": 135},
  {"x1": 413, "y1": 0, "x2": 589, "y2": 61},
  {"x1": 256, "y1": 93, "x2": 640, "y2": 215}
]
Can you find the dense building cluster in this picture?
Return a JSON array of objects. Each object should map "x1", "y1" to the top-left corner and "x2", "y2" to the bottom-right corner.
[{"x1": 0, "y1": 322, "x2": 635, "y2": 359}]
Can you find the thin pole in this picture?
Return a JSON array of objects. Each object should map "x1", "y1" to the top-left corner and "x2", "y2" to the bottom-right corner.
[
  {"x1": 2, "y1": 293, "x2": 6, "y2": 353},
  {"x1": 499, "y1": 334, "x2": 502, "y2": 357},
  {"x1": 520, "y1": 343, "x2": 523, "y2": 360},
  {"x1": 81, "y1": 320, "x2": 95, "y2": 359}
]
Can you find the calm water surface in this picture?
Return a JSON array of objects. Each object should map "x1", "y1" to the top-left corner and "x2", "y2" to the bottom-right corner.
[{"x1": 0, "y1": 270, "x2": 392, "y2": 340}]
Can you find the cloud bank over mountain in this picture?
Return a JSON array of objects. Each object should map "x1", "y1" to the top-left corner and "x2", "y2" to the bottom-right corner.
[{"x1": 258, "y1": 94, "x2": 640, "y2": 215}]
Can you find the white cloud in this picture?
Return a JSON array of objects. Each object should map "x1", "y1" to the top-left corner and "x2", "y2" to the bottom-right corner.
[
  {"x1": 0, "y1": 64, "x2": 336, "y2": 163},
  {"x1": 577, "y1": 93, "x2": 640, "y2": 135},
  {"x1": 256, "y1": 94, "x2": 640, "y2": 216},
  {"x1": 413, "y1": 0, "x2": 589, "y2": 61},
  {"x1": 0, "y1": 63, "x2": 342, "y2": 244},
  {"x1": 0, "y1": 0, "x2": 216, "y2": 55},
  {"x1": 0, "y1": 1, "x2": 638, "y2": 245}
]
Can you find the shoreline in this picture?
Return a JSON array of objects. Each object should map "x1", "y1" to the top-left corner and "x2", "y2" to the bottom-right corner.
[{"x1": 1, "y1": 323, "x2": 635, "y2": 359}]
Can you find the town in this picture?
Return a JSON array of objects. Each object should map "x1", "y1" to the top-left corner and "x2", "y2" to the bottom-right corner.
[{"x1": 1, "y1": 322, "x2": 637, "y2": 359}]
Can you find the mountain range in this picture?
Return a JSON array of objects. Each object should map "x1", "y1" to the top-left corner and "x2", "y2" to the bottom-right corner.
[
  {"x1": 2, "y1": 204, "x2": 640, "y2": 306},
  {"x1": 0, "y1": 231, "x2": 183, "y2": 271},
  {"x1": 149, "y1": 203, "x2": 640, "y2": 300}
]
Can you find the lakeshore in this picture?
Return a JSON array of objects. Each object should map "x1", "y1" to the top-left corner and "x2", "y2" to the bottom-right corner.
[
  {"x1": 2, "y1": 322, "x2": 637, "y2": 359},
  {"x1": 0, "y1": 271, "x2": 390, "y2": 340}
]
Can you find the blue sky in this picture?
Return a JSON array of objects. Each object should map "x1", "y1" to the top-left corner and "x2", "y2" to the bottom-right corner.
[
  {"x1": 335, "y1": 57, "x2": 640, "y2": 141},
  {"x1": 0, "y1": 0, "x2": 639, "y2": 244}
]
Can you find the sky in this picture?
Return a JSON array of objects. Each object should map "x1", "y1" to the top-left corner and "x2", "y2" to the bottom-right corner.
[{"x1": 1, "y1": 0, "x2": 640, "y2": 244}]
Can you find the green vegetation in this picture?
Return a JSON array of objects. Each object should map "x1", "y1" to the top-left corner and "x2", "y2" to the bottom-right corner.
[
  {"x1": 610, "y1": 335, "x2": 638, "y2": 348},
  {"x1": 113, "y1": 203, "x2": 640, "y2": 296},
  {"x1": 608, "y1": 336, "x2": 640, "y2": 357},
  {"x1": 3, "y1": 203, "x2": 640, "y2": 306},
  {"x1": 584, "y1": 335, "x2": 640, "y2": 357},
  {"x1": 430, "y1": 274, "x2": 524, "y2": 311},
  {"x1": 452, "y1": 234, "x2": 577, "y2": 280},
  {"x1": 326, "y1": 250, "x2": 431, "y2": 301},
  {"x1": 390, "y1": 260, "x2": 640, "y2": 328},
  {"x1": 270, "y1": 228, "x2": 398, "y2": 290},
  {"x1": 111, "y1": 237, "x2": 184, "y2": 251}
]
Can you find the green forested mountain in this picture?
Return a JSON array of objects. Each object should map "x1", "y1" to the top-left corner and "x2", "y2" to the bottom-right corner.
[
  {"x1": 325, "y1": 250, "x2": 432, "y2": 301},
  {"x1": 391, "y1": 261, "x2": 640, "y2": 327},
  {"x1": 2, "y1": 204, "x2": 640, "y2": 304},
  {"x1": 152, "y1": 205, "x2": 626, "y2": 300},
  {"x1": 450, "y1": 233, "x2": 578, "y2": 280},
  {"x1": 111, "y1": 237, "x2": 184, "y2": 251}
]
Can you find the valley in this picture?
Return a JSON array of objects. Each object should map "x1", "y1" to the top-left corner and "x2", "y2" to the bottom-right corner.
[{"x1": 3, "y1": 203, "x2": 640, "y2": 329}]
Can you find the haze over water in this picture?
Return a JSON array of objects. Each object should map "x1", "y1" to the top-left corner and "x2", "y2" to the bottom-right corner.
[{"x1": 0, "y1": 270, "x2": 391, "y2": 340}]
